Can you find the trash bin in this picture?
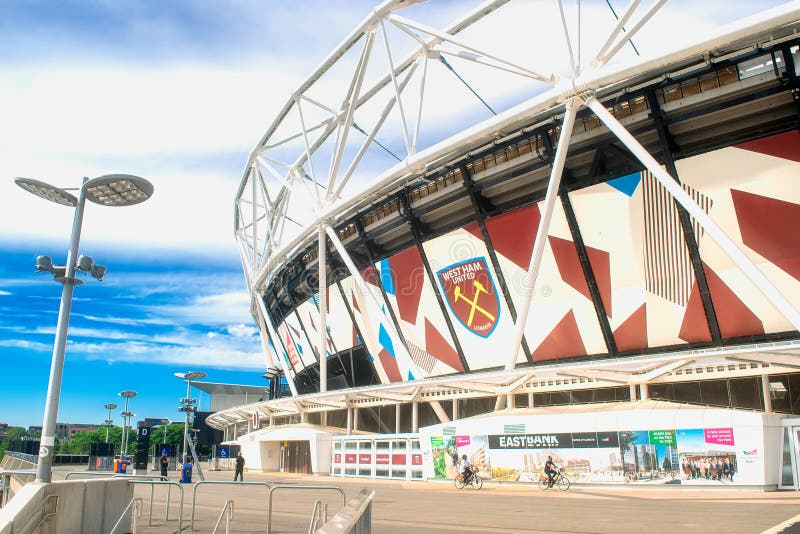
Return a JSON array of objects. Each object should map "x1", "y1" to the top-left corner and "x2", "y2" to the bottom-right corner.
[
  {"x1": 180, "y1": 463, "x2": 193, "y2": 484},
  {"x1": 113, "y1": 458, "x2": 120, "y2": 473},
  {"x1": 119, "y1": 457, "x2": 130, "y2": 474}
]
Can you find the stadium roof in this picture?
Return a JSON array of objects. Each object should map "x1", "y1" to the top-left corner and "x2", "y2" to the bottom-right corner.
[{"x1": 192, "y1": 382, "x2": 268, "y2": 397}]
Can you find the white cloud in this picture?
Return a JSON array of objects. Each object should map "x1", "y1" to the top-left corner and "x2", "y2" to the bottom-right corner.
[
  {"x1": 0, "y1": 339, "x2": 53, "y2": 352},
  {"x1": 226, "y1": 324, "x2": 257, "y2": 338},
  {"x1": 0, "y1": 290, "x2": 10, "y2": 296},
  {"x1": 153, "y1": 291, "x2": 253, "y2": 325}
]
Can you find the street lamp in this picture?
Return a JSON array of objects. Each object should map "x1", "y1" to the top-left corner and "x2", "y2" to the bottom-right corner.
[
  {"x1": 104, "y1": 403, "x2": 118, "y2": 444},
  {"x1": 119, "y1": 390, "x2": 137, "y2": 457},
  {"x1": 175, "y1": 371, "x2": 206, "y2": 464},
  {"x1": 16, "y1": 174, "x2": 154, "y2": 484}
]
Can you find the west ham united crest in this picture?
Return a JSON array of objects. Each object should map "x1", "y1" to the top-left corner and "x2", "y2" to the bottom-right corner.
[{"x1": 437, "y1": 257, "x2": 500, "y2": 338}]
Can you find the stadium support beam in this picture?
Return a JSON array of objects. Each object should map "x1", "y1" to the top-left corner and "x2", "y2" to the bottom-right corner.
[
  {"x1": 254, "y1": 296, "x2": 299, "y2": 397},
  {"x1": 430, "y1": 401, "x2": 450, "y2": 423},
  {"x1": 645, "y1": 89, "x2": 721, "y2": 344},
  {"x1": 506, "y1": 99, "x2": 579, "y2": 371},
  {"x1": 762, "y1": 375, "x2": 773, "y2": 413},
  {"x1": 462, "y1": 165, "x2": 532, "y2": 363},
  {"x1": 586, "y1": 96, "x2": 800, "y2": 333},
  {"x1": 319, "y1": 225, "x2": 328, "y2": 393},
  {"x1": 324, "y1": 222, "x2": 411, "y2": 375}
]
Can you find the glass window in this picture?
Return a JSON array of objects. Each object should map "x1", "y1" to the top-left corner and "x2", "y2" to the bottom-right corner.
[{"x1": 737, "y1": 53, "x2": 774, "y2": 79}]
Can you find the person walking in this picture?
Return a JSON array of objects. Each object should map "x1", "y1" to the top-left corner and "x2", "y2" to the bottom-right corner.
[
  {"x1": 159, "y1": 451, "x2": 169, "y2": 481},
  {"x1": 234, "y1": 452, "x2": 245, "y2": 481}
]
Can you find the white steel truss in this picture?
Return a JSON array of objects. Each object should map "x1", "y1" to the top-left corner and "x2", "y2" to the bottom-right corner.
[
  {"x1": 233, "y1": 0, "x2": 800, "y2": 395},
  {"x1": 206, "y1": 339, "x2": 800, "y2": 429}
]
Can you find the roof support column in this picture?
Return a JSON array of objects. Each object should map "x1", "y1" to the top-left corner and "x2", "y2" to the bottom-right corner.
[
  {"x1": 629, "y1": 384, "x2": 638, "y2": 401},
  {"x1": 319, "y1": 224, "x2": 328, "y2": 393},
  {"x1": 506, "y1": 392, "x2": 515, "y2": 410},
  {"x1": 353, "y1": 407, "x2": 359, "y2": 432},
  {"x1": 412, "y1": 400, "x2": 419, "y2": 433},
  {"x1": 347, "y1": 407, "x2": 353, "y2": 435},
  {"x1": 587, "y1": 96, "x2": 800, "y2": 332},
  {"x1": 527, "y1": 392, "x2": 534, "y2": 408},
  {"x1": 395, "y1": 404, "x2": 402, "y2": 434},
  {"x1": 506, "y1": 99, "x2": 579, "y2": 370},
  {"x1": 452, "y1": 399, "x2": 459, "y2": 421},
  {"x1": 762, "y1": 375, "x2": 773, "y2": 413},
  {"x1": 639, "y1": 383, "x2": 649, "y2": 401}
]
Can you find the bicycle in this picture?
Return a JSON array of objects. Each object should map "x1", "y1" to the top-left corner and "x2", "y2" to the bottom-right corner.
[
  {"x1": 454, "y1": 472, "x2": 483, "y2": 490},
  {"x1": 537, "y1": 469, "x2": 570, "y2": 491}
]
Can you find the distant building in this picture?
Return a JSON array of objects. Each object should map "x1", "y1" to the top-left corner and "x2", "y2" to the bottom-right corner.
[{"x1": 0, "y1": 423, "x2": 9, "y2": 441}]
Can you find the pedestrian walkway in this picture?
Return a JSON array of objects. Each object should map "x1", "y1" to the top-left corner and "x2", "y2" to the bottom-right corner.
[{"x1": 51, "y1": 467, "x2": 800, "y2": 533}]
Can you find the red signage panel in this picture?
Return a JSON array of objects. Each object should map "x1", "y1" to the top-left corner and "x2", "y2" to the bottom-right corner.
[
  {"x1": 412, "y1": 454, "x2": 423, "y2": 465},
  {"x1": 376, "y1": 454, "x2": 390, "y2": 465},
  {"x1": 358, "y1": 454, "x2": 372, "y2": 464},
  {"x1": 345, "y1": 454, "x2": 357, "y2": 464},
  {"x1": 391, "y1": 454, "x2": 406, "y2": 465}
]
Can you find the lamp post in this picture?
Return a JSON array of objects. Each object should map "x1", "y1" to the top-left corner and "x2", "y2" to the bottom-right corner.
[
  {"x1": 104, "y1": 403, "x2": 118, "y2": 443},
  {"x1": 175, "y1": 371, "x2": 206, "y2": 464},
  {"x1": 119, "y1": 390, "x2": 137, "y2": 457},
  {"x1": 16, "y1": 174, "x2": 154, "y2": 484}
]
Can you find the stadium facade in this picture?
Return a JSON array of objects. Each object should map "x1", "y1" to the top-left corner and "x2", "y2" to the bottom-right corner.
[{"x1": 206, "y1": 1, "x2": 800, "y2": 488}]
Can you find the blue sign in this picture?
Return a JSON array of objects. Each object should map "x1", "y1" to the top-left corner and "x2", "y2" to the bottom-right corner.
[
  {"x1": 160, "y1": 446, "x2": 171, "y2": 457},
  {"x1": 218, "y1": 447, "x2": 230, "y2": 458}
]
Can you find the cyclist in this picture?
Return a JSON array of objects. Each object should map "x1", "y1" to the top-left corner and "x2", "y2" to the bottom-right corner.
[
  {"x1": 459, "y1": 454, "x2": 473, "y2": 486},
  {"x1": 544, "y1": 455, "x2": 559, "y2": 488}
]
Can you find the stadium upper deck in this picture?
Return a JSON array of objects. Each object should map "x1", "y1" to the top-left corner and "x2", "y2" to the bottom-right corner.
[{"x1": 216, "y1": 1, "x2": 800, "y2": 428}]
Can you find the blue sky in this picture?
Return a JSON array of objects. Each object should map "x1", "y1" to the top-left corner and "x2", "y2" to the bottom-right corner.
[{"x1": 0, "y1": 0, "x2": 787, "y2": 429}]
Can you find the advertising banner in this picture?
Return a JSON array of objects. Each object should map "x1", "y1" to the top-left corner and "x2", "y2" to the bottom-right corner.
[{"x1": 428, "y1": 426, "x2": 757, "y2": 485}]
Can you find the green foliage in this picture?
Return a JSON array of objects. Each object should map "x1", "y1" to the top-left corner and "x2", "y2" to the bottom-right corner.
[
  {"x1": 58, "y1": 426, "x2": 131, "y2": 455},
  {"x1": 0, "y1": 426, "x2": 27, "y2": 461}
]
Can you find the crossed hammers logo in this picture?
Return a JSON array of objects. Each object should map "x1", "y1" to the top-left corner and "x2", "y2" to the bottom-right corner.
[{"x1": 454, "y1": 280, "x2": 496, "y2": 327}]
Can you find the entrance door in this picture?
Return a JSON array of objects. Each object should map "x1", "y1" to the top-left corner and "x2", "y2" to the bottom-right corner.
[
  {"x1": 281, "y1": 441, "x2": 311, "y2": 474},
  {"x1": 779, "y1": 422, "x2": 800, "y2": 490}
]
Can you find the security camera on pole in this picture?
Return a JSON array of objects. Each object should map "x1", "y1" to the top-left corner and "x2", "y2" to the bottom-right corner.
[{"x1": 175, "y1": 371, "x2": 206, "y2": 482}]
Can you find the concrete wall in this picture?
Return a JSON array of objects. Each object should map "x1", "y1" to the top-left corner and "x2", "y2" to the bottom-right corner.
[
  {"x1": 0, "y1": 478, "x2": 132, "y2": 534},
  {"x1": 0, "y1": 455, "x2": 35, "y2": 503}
]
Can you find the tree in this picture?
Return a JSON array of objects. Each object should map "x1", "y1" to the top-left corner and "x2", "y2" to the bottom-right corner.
[{"x1": 0, "y1": 426, "x2": 27, "y2": 461}]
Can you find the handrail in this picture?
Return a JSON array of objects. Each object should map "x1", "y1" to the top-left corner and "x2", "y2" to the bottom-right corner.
[
  {"x1": 0, "y1": 470, "x2": 37, "y2": 508},
  {"x1": 128, "y1": 479, "x2": 184, "y2": 532},
  {"x1": 191, "y1": 480, "x2": 272, "y2": 531},
  {"x1": 109, "y1": 497, "x2": 142, "y2": 534},
  {"x1": 308, "y1": 500, "x2": 328, "y2": 534},
  {"x1": 212, "y1": 499, "x2": 235, "y2": 534},
  {"x1": 16, "y1": 494, "x2": 58, "y2": 534},
  {"x1": 267, "y1": 484, "x2": 346, "y2": 534},
  {"x1": 63, "y1": 470, "x2": 115, "y2": 479}
]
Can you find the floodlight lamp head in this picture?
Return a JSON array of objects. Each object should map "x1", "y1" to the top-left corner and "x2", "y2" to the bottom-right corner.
[
  {"x1": 36, "y1": 256, "x2": 53, "y2": 273},
  {"x1": 76, "y1": 255, "x2": 94, "y2": 273},
  {"x1": 84, "y1": 174, "x2": 154, "y2": 206},
  {"x1": 104, "y1": 403, "x2": 118, "y2": 410},
  {"x1": 90, "y1": 264, "x2": 106, "y2": 281}
]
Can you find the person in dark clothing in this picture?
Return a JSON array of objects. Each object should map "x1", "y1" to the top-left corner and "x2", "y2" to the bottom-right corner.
[
  {"x1": 159, "y1": 451, "x2": 169, "y2": 481},
  {"x1": 234, "y1": 452, "x2": 245, "y2": 481},
  {"x1": 544, "y1": 456, "x2": 558, "y2": 487}
]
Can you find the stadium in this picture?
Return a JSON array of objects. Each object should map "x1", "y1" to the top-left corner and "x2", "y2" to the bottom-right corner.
[{"x1": 207, "y1": 0, "x2": 800, "y2": 488}]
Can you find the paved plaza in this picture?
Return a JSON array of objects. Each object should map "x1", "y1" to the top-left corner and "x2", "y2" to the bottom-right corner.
[{"x1": 53, "y1": 467, "x2": 800, "y2": 533}]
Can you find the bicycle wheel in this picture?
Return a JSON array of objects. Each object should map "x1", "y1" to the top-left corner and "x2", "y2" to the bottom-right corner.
[
  {"x1": 454, "y1": 476, "x2": 465, "y2": 489},
  {"x1": 471, "y1": 475, "x2": 483, "y2": 490},
  {"x1": 537, "y1": 477, "x2": 550, "y2": 490},
  {"x1": 557, "y1": 476, "x2": 570, "y2": 491}
]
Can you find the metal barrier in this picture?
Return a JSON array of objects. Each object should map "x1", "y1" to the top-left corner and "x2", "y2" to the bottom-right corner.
[
  {"x1": 267, "y1": 485, "x2": 346, "y2": 534},
  {"x1": 308, "y1": 500, "x2": 328, "y2": 534},
  {"x1": 190, "y1": 480, "x2": 272, "y2": 531},
  {"x1": 128, "y1": 479, "x2": 184, "y2": 532},
  {"x1": 109, "y1": 497, "x2": 143, "y2": 534},
  {"x1": 3, "y1": 451, "x2": 38, "y2": 464},
  {"x1": 315, "y1": 489, "x2": 375, "y2": 534},
  {"x1": 212, "y1": 499, "x2": 234, "y2": 534},
  {"x1": 0, "y1": 469, "x2": 37, "y2": 508},
  {"x1": 63, "y1": 470, "x2": 115, "y2": 480}
]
